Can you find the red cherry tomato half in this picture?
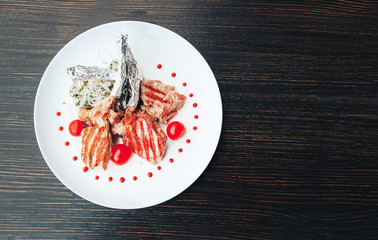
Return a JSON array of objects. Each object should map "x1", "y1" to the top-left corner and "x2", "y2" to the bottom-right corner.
[
  {"x1": 111, "y1": 144, "x2": 132, "y2": 165},
  {"x1": 68, "y1": 119, "x2": 85, "y2": 137},
  {"x1": 166, "y1": 121, "x2": 186, "y2": 140}
]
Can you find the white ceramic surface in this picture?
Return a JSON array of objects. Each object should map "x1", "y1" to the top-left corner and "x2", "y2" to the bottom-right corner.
[{"x1": 34, "y1": 21, "x2": 222, "y2": 209}]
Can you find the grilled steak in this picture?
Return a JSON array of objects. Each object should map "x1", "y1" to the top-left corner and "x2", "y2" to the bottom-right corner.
[
  {"x1": 112, "y1": 110, "x2": 167, "y2": 164},
  {"x1": 140, "y1": 79, "x2": 186, "y2": 124}
]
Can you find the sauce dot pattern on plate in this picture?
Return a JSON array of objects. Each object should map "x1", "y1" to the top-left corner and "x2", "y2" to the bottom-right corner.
[{"x1": 57, "y1": 65, "x2": 200, "y2": 183}]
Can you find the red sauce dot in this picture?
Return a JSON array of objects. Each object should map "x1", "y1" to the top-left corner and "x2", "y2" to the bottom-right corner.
[
  {"x1": 171, "y1": 72, "x2": 176, "y2": 77},
  {"x1": 108, "y1": 177, "x2": 113, "y2": 182},
  {"x1": 72, "y1": 156, "x2": 78, "y2": 161},
  {"x1": 157, "y1": 64, "x2": 162, "y2": 69},
  {"x1": 64, "y1": 141, "x2": 70, "y2": 146},
  {"x1": 95, "y1": 176, "x2": 99, "y2": 180},
  {"x1": 83, "y1": 166, "x2": 89, "y2": 172},
  {"x1": 133, "y1": 176, "x2": 137, "y2": 181},
  {"x1": 148, "y1": 172, "x2": 153, "y2": 178},
  {"x1": 182, "y1": 82, "x2": 187, "y2": 87},
  {"x1": 58, "y1": 126, "x2": 63, "y2": 131},
  {"x1": 178, "y1": 148, "x2": 183, "y2": 153},
  {"x1": 157, "y1": 166, "x2": 161, "y2": 170},
  {"x1": 193, "y1": 126, "x2": 197, "y2": 130},
  {"x1": 56, "y1": 112, "x2": 61, "y2": 116},
  {"x1": 194, "y1": 115, "x2": 199, "y2": 119},
  {"x1": 193, "y1": 103, "x2": 197, "y2": 108},
  {"x1": 189, "y1": 93, "x2": 193, "y2": 97},
  {"x1": 120, "y1": 177, "x2": 125, "y2": 183},
  {"x1": 186, "y1": 139, "x2": 191, "y2": 144},
  {"x1": 169, "y1": 158, "x2": 174, "y2": 163}
]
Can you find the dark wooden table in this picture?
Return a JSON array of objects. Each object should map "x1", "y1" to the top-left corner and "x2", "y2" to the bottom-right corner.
[{"x1": 1, "y1": 1, "x2": 377, "y2": 239}]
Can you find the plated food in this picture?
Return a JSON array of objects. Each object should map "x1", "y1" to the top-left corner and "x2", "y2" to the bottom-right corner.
[
  {"x1": 67, "y1": 34, "x2": 186, "y2": 170},
  {"x1": 35, "y1": 21, "x2": 222, "y2": 209}
]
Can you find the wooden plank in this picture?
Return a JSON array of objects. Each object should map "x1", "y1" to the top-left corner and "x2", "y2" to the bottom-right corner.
[{"x1": 0, "y1": 0, "x2": 377, "y2": 239}]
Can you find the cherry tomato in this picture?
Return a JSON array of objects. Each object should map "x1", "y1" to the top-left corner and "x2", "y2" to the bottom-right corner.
[
  {"x1": 68, "y1": 119, "x2": 85, "y2": 137},
  {"x1": 111, "y1": 144, "x2": 132, "y2": 165},
  {"x1": 166, "y1": 121, "x2": 186, "y2": 140}
]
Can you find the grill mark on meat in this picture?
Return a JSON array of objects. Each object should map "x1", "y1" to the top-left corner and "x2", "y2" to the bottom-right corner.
[
  {"x1": 81, "y1": 128, "x2": 88, "y2": 166},
  {"x1": 91, "y1": 131, "x2": 103, "y2": 167},
  {"x1": 139, "y1": 119, "x2": 149, "y2": 161},
  {"x1": 143, "y1": 92, "x2": 167, "y2": 104},
  {"x1": 82, "y1": 127, "x2": 93, "y2": 167},
  {"x1": 84, "y1": 128, "x2": 92, "y2": 166},
  {"x1": 146, "y1": 119, "x2": 156, "y2": 161},
  {"x1": 104, "y1": 127, "x2": 112, "y2": 169},
  {"x1": 131, "y1": 117, "x2": 143, "y2": 157},
  {"x1": 155, "y1": 121, "x2": 165, "y2": 158},
  {"x1": 146, "y1": 119, "x2": 155, "y2": 161},
  {"x1": 93, "y1": 133, "x2": 101, "y2": 168},
  {"x1": 100, "y1": 126, "x2": 110, "y2": 169},
  {"x1": 134, "y1": 120, "x2": 142, "y2": 157},
  {"x1": 87, "y1": 127, "x2": 99, "y2": 168},
  {"x1": 94, "y1": 127, "x2": 105, "y2": 168},
  {"x1": 143, "y1": 84, "x2": 166, "y2": 97},
  {"x1": 139, "y1": 121, "x2": 145, "y2": 158},
  {"x1": 92, "y1": 128, "x2": 101, "y2": 167},
  {"x1": 154, "y1": 121, "x2": 162, "y2": 160}
]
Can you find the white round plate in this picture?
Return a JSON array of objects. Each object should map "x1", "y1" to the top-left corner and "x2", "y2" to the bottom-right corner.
[{"x1": 34, "y1": 21, "x2": 222, "y2": 209}]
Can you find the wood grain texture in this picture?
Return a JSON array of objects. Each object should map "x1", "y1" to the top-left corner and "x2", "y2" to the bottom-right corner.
[{"x1": 0, "y1": 0, "x2": 377, "y2": 239}]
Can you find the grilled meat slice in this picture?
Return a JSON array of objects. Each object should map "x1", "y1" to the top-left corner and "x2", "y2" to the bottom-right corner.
[
  {"x1": 140, "y1": 79, "x2": 186, "y2": 124},
  {"x1": 78, "y1": 96, "x2": 123, "y2": 126},
  {"x1": 81, "y1": 124, "x2": 112, "y2": 169},
  {"x1": 112, "y1": 111, "x2": 167, "y2": 164}
]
